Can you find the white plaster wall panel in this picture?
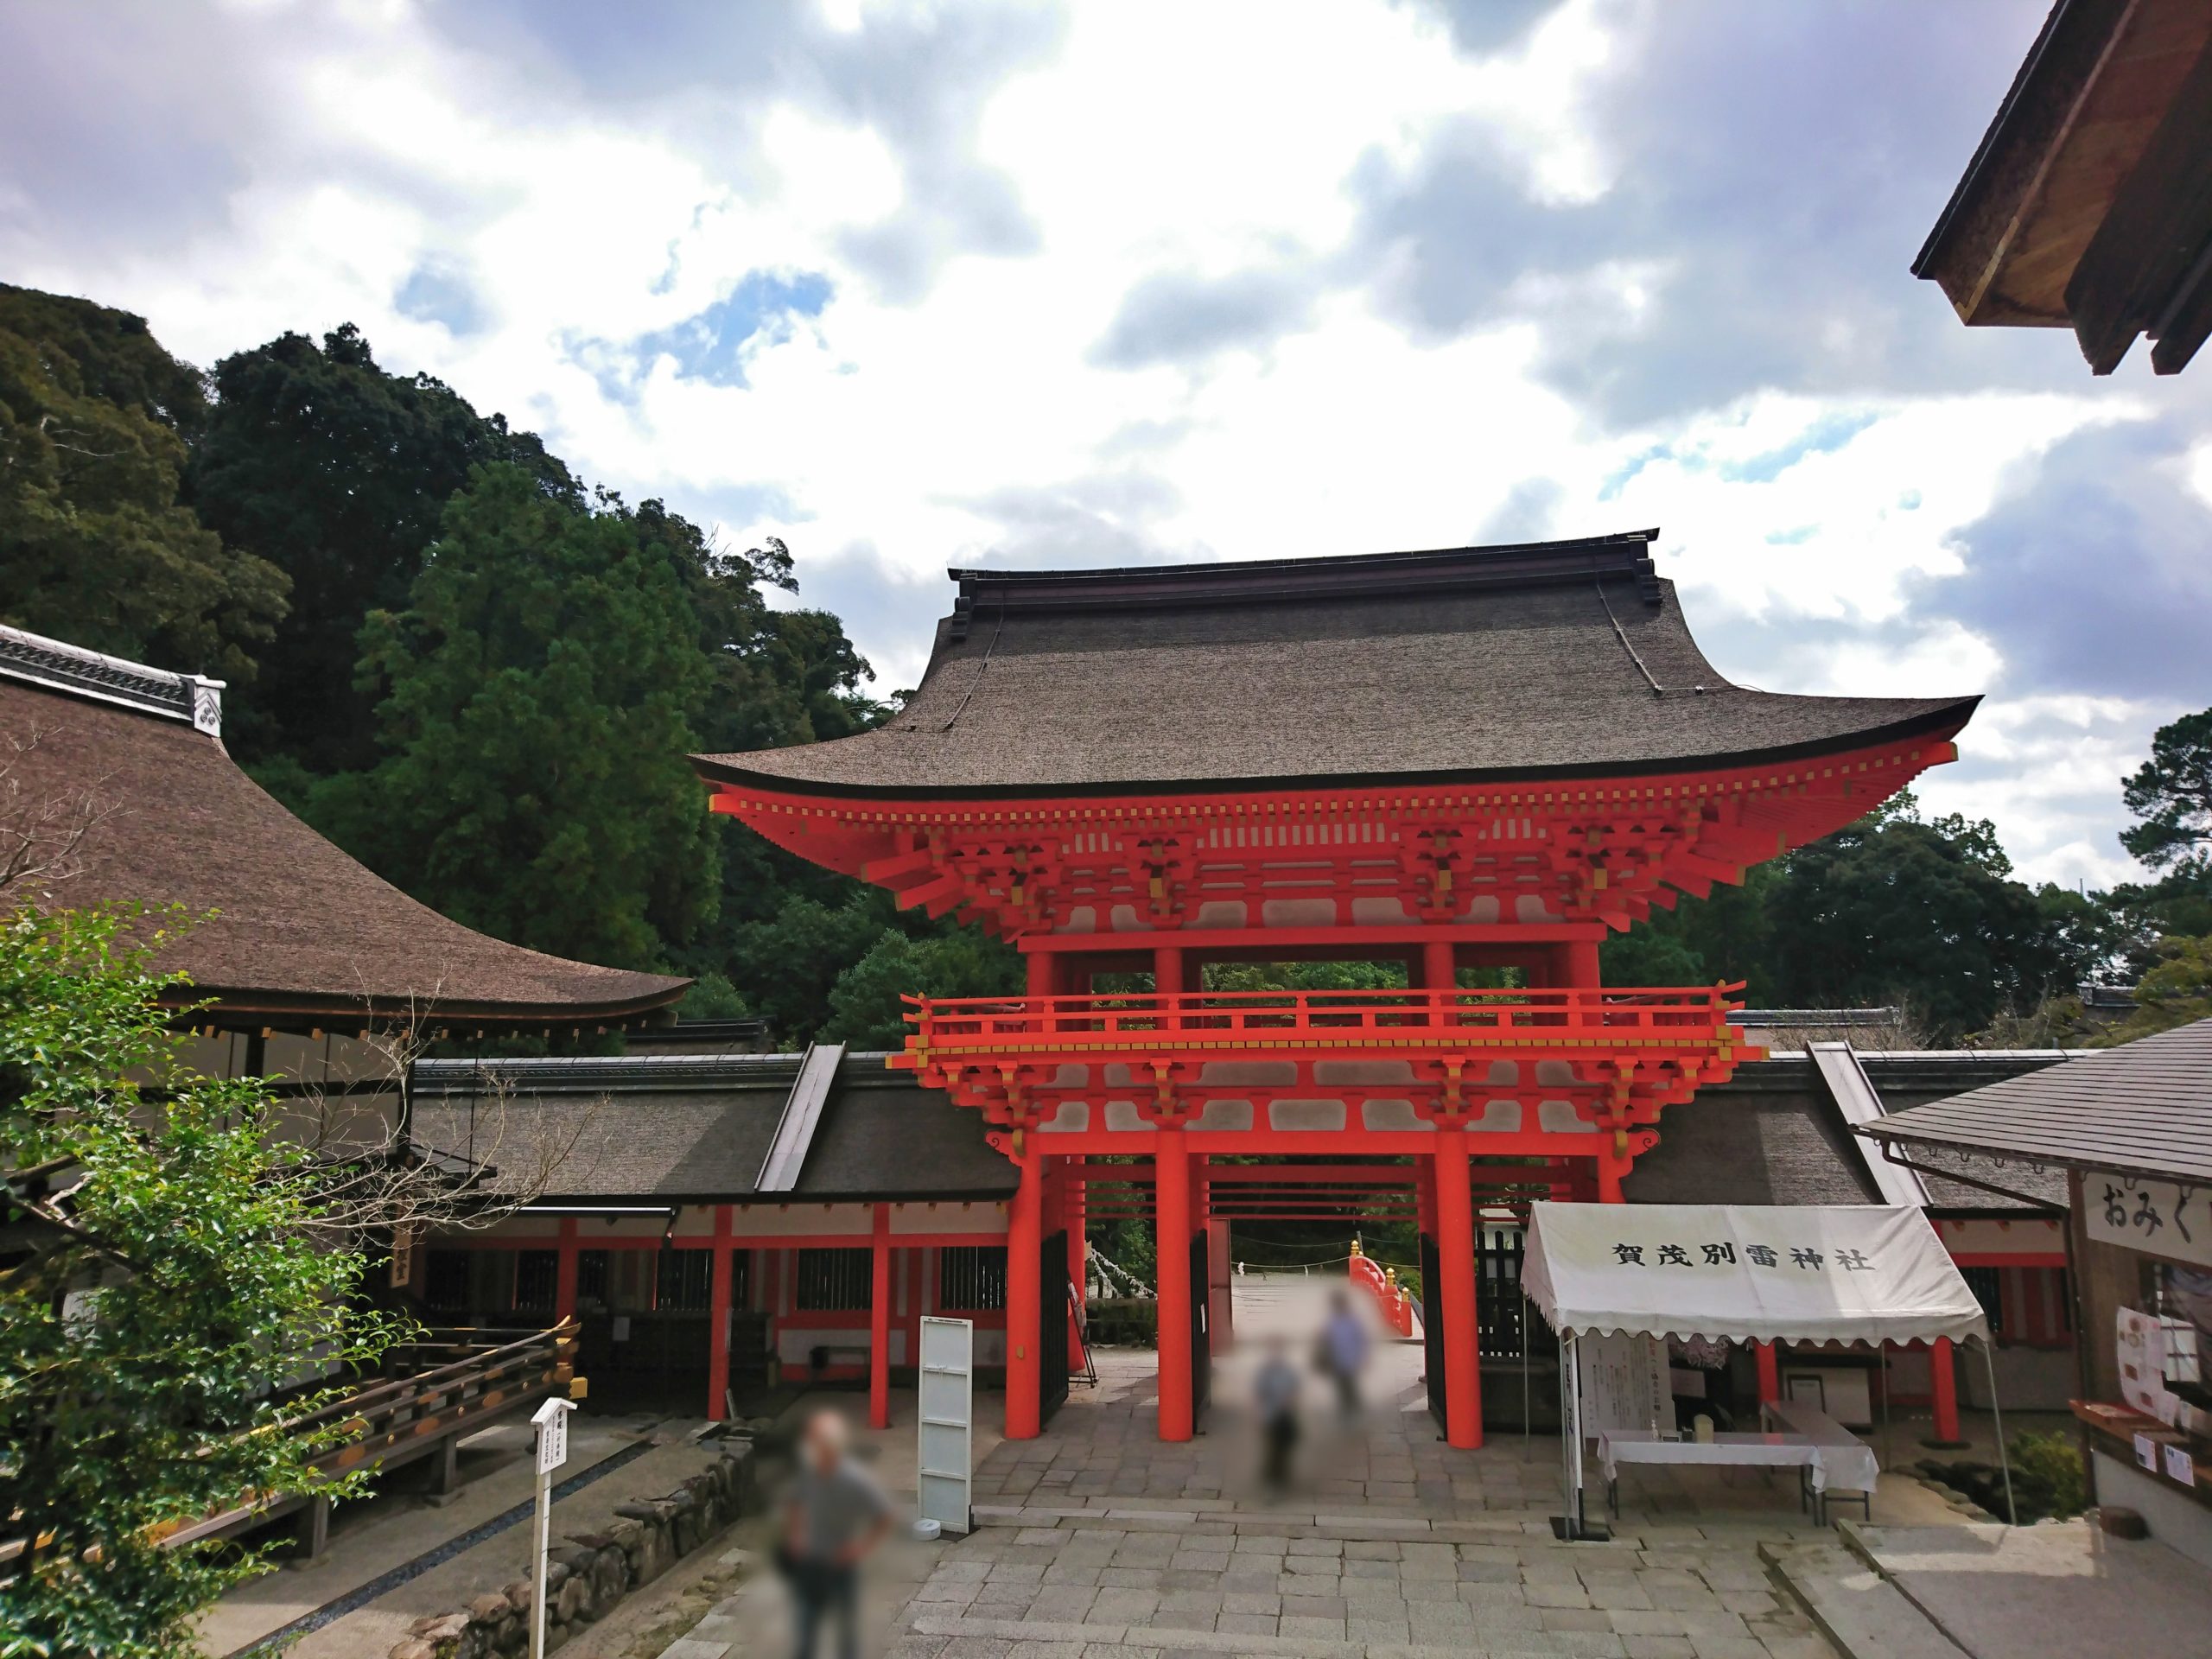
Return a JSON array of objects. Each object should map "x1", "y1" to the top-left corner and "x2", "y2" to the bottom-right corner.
[
  {"x1": 1471, "y1": 1100, "x2": 1523, "y2": 1132},
  {"x1": 1535, "y1": 1059, "x2": 1578, "y2": 1087},
  {"x1": 1486, "y1": 1060, "x2": 1521, "y2": 1084},
  {"x1": 1103, "y1": 1101, "x2": 1147, "y2": 1132},
  {"x1": 1537, "y1": 1100, "x2": 1595, "y2": 1132},
  {"x1": 1050, "y1": 1064, "x2": 1090, "y2": 1088},
  {"x1": 1268, "y1": 1100, "x2": 1349, "y2": 1132},
  {"x1": 1192, "y1": 901, "x2": 1247, "y2": 928},
  {"x1": 1361, "y1": 1100, "x2": 1433, "y2": 1132},
  {"x1": 1316, "y1": 1059, "x2": 1415, "y2": 1085},
  {"x1": 1104, "y1": 1064, "x2": 1134, "y2": 1087},
  {"x1": 1262, "y1": 898, "x2": 1336, "y2": 926},
  {"x1": 1058, "y1": 906, "x2": 1098, "y2": 933},
  {"x1": 1934, "y1": 1217, "x2": 2064, "y2": 1255},
  {"x1": 1110, "y1": 904, "x2": 1143, "y2": 931},
  {"x1": 729, "y1": 1204, "x2": 874, "y2": 1236},
  {"x1": 1515, "y1": 893, "x2": 1565, "y2": 923},
  {"x1": 1351, "y1": 896, "x2": 1412, "y2": 925},
  {"x1": 891, "y1": 1202, "x2": 1007, "y2": 1236},
  {"x1": 1191, "y1": 1099, "x2": 1255, "y2": 1132},
  {"x1": 1038, "y1": 1100, "x2": 1090, "y2": 1133},
  {"x1": 1198, "y1": 1060, "x2": 1298, "y2": 1086},
  {"x1": 1460, "y1": 896, "x2": 1502, "y2": 923}
]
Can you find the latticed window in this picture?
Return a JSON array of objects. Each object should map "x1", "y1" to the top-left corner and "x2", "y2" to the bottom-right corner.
[
  {"x1": 938, "y1": 1246, "x2": 1007, "y2": 1312},
  {"x1": 796, "y1": 1248, "x2": 871, "y2": 1311},
  {"x1": 1961, "y1": 1265, "x2": 2004, "y2": 1335},
  {"x1": 514, "y1": 1250, "x2": 559, "y2": 1314},
  {"x1": 656, "y1": 1249, "x2": 715, "y2": 1312},
  {"x1": 576, "y1": 1249, "x2": 610, "y2": 1306},
  {"x1": 423, "y1": 1249, "x2": 470, "y2": 1313}
]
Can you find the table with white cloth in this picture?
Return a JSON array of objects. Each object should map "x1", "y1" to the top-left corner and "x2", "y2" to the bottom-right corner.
[
  {"x1": 1759, "y1": 1398, "x2": 1883, "y2": 1521},
  {"x1": 1596, "y1": 1431, "x2": 1825, "y2": 1518}
]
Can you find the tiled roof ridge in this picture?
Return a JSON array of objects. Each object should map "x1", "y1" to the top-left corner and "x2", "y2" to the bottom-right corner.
[{"x1": 0, "y1": 623, "x2": 224, "y2": 735}]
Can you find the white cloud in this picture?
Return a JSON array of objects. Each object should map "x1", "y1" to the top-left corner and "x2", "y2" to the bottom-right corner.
[{"x1": 4, "y1": 0, "x2": 2205, "y2": 888}]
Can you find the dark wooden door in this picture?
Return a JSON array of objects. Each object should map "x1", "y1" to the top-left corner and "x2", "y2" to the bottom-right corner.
[
  {"x1": 1040, "y1": 1229, "x2": 1071, "y2": 1426},
  {"x1": 1421, "y1": 1231, "x2": 1447, "y2": 1436},
  {"x1": 1189, "y1": 1230, "x2": 1211, "y2": 1421}
]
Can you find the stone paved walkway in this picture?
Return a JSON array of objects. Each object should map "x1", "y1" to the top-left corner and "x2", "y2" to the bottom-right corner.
[{"x1": 653, "y1": 1276, "x2": 1954, "y2": 1658}]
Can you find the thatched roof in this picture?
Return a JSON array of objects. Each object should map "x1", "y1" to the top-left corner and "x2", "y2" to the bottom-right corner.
[{"x1": 696, "y1": 533, "x2": 1976, "y2": 799}]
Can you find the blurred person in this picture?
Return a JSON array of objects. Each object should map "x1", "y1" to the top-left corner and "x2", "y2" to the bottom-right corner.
[
  {"x1": 1317, "y1": 1287, "x2": 1370, "y2": 1421},
  {"x1": 780, "y1": 1407, "x2": 893, "y2": 1659},
  {"x1": 1255, "y1": 1334, "x2": 1302, "y2": 1491}
]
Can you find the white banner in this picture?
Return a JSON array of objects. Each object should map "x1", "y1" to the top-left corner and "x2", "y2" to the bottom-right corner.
[
  {"x1": 2087, "y1": 1177, "x2": 2212, "y2": 1268},
  {"x1": 1522, "y1": 1203, "x2": 1988, "y2": 1347}
]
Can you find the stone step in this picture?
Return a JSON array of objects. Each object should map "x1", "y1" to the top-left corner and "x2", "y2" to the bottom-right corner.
[{"x1": 1760, "y1": 1541, "x2": 1967, "y2": 1659}]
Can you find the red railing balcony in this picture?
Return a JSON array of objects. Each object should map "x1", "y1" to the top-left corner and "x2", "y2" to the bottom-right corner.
[
  {"x1": 895, "y1": 983, "x2": 1748, "y2": 1064},
  {"x1": 891, "y1": 985, "x2": 1758, "y2": 1141}
]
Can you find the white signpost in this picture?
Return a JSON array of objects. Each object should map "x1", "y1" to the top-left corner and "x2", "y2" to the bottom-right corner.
[
  {"x1": 530, "y1": 1397, "x2": 576, "y2": 1659},
  {"x1": 917, "y1": 1316, "x2": 974, "y2": 1537}
]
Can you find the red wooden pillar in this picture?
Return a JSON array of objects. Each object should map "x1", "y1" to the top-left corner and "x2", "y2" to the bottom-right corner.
[
  {"x1": 1755, "y1": 1341, "x2": 1781, "y2": 1407},
  {"x1": 706, "y1": 1206, "x2": 734, "y2": 1421},
  {"x1": 1154, "y1": 1122, "x2": 1194, "y2": 1442},
  {"x1": 1155, "y1": 944, "x2": 1185, "y2": 998},
  {"x1": 1595, "y1": 1150, "x2": 1626, "y2": 1204},
  {"x1": 1562, "y1": 938, "x2": 1601, "y2": 988},
  {"x1": 1026, "y1": 947, "x2": 1057, "y2": 999},
  {"x1": 1930, "y1": 1337, "x2": 1964, "y2": 1444},
  {"x1": 869, "y1": 1203, "x2": 893, "y2": 1429},
  {"x1": 1422, "y1": 938, "x2": 1457, "y2": 997},
  {"x1": 554, "y1": 1217, "x2": 580, "y2": 1323},
  {"x1": 1005, "y1": 1146, "x2": 1045, "y2": 1440},
  {"x1": 1433, "y1": 1126, "x2": 1484, "y2": 1448}
]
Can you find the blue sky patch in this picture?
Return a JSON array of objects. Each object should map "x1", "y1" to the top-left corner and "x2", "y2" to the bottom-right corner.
[
  {"x1": 1719, "y1": 410, "x2": 1878, "y2": 484},
  {"x1": 394, "y1": 264, "x2": 486, "y2": 335},
  {"x1": 633, "y1": 270, "x2": 833, "y2": 388}
]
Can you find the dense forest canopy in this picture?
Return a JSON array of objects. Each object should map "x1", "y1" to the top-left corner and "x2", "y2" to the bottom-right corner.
[{"x1": 2, "y1": 281, "x2": 2207, "y2": 1048}]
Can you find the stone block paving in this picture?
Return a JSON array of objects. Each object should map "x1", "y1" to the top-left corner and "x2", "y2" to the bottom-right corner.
[
  {"x1": 872, "y1": 1499, "x2": 1840, "y2": 1659},
  {"x1": 655, "y1": 1286, "x2": 1866, "y2": 1659}
]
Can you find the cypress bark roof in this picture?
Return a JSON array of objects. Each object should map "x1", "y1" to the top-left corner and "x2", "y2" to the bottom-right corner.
[
  {"x1": 1628, "y1": 1052, "x2": 2068, "y2": 1212},
  {"x1": 410, "y1": 1052, "x2": 1018, "y2": 1202},
  {"x1": 695, "y1": 533, "x2": 1978, "y2": 798},
  {"x1": 0, "y1": 630, "x2": 687, "y2": 1027}
]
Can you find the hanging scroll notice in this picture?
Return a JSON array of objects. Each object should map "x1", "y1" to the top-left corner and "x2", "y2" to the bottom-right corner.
[
  {"x1": 2118, "y1": 1307, "x2": 2175, "y2": 1422},
  {"x1": 1575, "y1": 1332, "x2": 1672, "y2": 1437}
]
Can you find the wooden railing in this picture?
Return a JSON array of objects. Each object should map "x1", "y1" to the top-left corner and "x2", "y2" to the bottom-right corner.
[
  {"x1": 0, "y1": 1321, "x2": 581, "y2": 1563},
  {"x1": 895, "y1": 984, "x2": 1745, "y2": 1061}
]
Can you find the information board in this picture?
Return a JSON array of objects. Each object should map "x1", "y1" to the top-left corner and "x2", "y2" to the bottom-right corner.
[
  {"x1": 1574, "y1": 1332, "x2": 1672, "y2": 1437},
  {"x1": 917, "y1": 1316, "x2": 974, "y2": 1536}
]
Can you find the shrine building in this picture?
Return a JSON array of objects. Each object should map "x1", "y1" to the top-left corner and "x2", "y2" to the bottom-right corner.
[{"x1": 691, "y1": 531, "x2": 1981, "y2": 1448}]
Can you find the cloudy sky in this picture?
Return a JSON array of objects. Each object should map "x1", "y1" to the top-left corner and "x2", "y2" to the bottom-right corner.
[{"x1": 7, "y1": 0, "x2": 2209, "y2": 888}]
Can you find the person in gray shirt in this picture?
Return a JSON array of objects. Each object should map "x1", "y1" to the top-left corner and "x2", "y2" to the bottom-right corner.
[{"x1": 781, "y1": 1408, "x2": 894, "y2": 1659}]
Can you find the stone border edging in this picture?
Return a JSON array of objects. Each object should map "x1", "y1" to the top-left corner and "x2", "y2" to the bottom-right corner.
[{"x1": 387, "y1": 1446, "x2": 759, "y2": 1658}]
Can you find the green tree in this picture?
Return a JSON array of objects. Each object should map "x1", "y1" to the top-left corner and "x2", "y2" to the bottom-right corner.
[
  {"x1": 315, "y1": 463, "x2": 717, "y2": 970},
  {"x1": 821, "y1": 928, "x2": 1023, "y2": 1049},
  {"x1": 2099, "y1": 933, "x2": 2212, "y2": 1043},
  {"x1": 0, "y1": 285, "x2": 287, "y2": 680},
  {"x1": 1759, "y1": 793, "x2": 2105, "y2": 1038},
  {"x1": 2121, "y1": 708, "x2": 2212, "y2": 870},
  {"x1": 0, "y1": 905, "x2": 405, "y2": 1655},
  {"x1": 188, "y1": 325, "x2": 579, "y2": 772}
]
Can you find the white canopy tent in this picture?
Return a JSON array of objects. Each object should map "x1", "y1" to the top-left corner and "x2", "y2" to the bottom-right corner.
[{"x1": 1519, "y1": 1202, "x2": 2001, "y2": 1535}]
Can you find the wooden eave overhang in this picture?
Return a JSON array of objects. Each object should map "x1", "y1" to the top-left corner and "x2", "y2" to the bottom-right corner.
[
  {"x1": 1913, "y1": 0, "x2": 2212, "y2": 372},
  {"x1": 692, "y1": 698, "x2": 1977, "y2": 805}
]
